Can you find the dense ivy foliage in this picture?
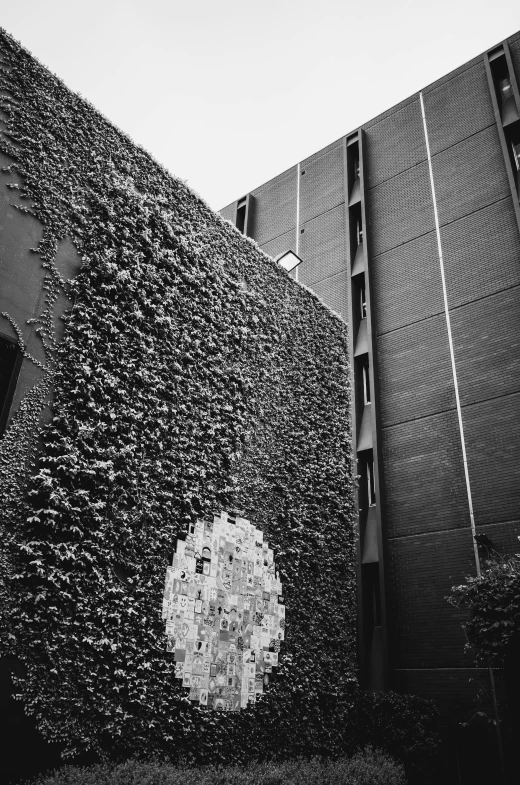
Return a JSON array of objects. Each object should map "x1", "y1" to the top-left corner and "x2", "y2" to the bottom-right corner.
[
  {"x1": 449, "y1": 554, "x2": 520, "y2": 666},
  {"x1": 0, "y1": 28, "x2": 357, "y2": 760}
]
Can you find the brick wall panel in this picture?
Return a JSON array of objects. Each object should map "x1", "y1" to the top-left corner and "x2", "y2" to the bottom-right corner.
[
  {"x1": 367, "y1": 162, "x2": 434, "y2": 257},
  {"x1": 464, "y1": 393, "x2": 520, "y2": 526},
  {"x1": 442, "y1": 198, "x2": 520, "y2": 308},
  {"x1": 451, "y1": 286, "x2": 520, "y2": 406},
  {"x1": 432, "y1": 125, "x2": 510, "y2": 227},
  {"x1": 423, "y1": 62, "x2": 495, "y2": 155},
  {"x1": 376, "y1": 314, "x2": 455, "y2": 425},
  {"x1": 387, "y1": 529, "x2": 476, "y2": 669},
  {"x1": 371, "y1": 230, "x2": 443, "y2": 335},
  {"x1": 300, "y1": 145, "x2": 344, "y2": 224},
  {"x1": 250, "y1": 167, "x2": 297, "y2": 244},
  {"x1": 298, "y1": 204, "x2": 347, "y2": 286},
  {"x1": 303, "y1": 138, "x2": 343, "y2": 165},
  {"x1": 364, "y1": 99, "x2": 426, "y2": 188},
  {"x1": 259, "y1": 228, "x2": 296, "y2": 260},
  {"x1": 308, "y1": 271, "x2": 349, "y2": 322},
  {"x1": 381, "y1": 410, "x2": 469, "y2": 538},
  {"x1": 362, "y1": 94, "x2": 418, "y2": 131},
  {"x1": 422, "y1": 54, "x2": 483, "y2": 93},
  {"x1": 476, "y1": 520, "x2": 520, "y2": 558}
]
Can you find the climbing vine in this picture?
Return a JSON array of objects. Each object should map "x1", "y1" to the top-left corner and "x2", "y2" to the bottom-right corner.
[{"x1": 0, "y1": 27, "x2": 358, "y2": 761}]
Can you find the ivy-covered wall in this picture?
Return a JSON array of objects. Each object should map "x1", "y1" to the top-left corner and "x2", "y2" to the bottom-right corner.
[{"x1": 0, "y1": 28, "x2": 357, "y2": 761}]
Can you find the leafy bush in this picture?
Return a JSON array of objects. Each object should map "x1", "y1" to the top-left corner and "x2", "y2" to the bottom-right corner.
[
  {"x1": 351, "y1": 691, "x2": 439, "y2": 780},
  {"x1": 29, "y1": 748, "x2": 407, "y2": 785},
  {"x1": 449, "y1": 553, "x2": 520, "y2": 665}
]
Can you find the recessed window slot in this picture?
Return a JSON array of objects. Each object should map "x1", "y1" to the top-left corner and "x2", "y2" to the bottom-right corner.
[
  {"x1": 367, "y1": 454, "x2": 376, "y2": 506},
  {"x1": 234, "y1": 194, "x2": 255, "y2": 237},
  {"x1": 362, "y1": 361, "x2": 371, "y2": 405},
  {"x1": 0, "y1": 334, "x2": 21, "y2": 436},
  {"x1": 489, "y1": 52, "x2": 520, "y2": 127},
  {"x1": 347, "y1": 139, "x2": 361, "y2": 205},
  {"x1": 236, "y1": 199, "x2": 246, "y2": 234},
  {"x1": 508, "y1": 125, "x2": 520, "y2": 195},
  {"x1": 360, "y1": 278, "x2": 367, "y2": 319},
  {"x1": 356, "y1": 215, "x2": 363, "y2": 246}
]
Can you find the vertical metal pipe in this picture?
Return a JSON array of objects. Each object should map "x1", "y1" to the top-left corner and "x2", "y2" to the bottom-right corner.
[
  {"x1": 295, "y1": 162, "x2": 301, "y2": 282},
  {"x1": 420, "y1": 90, "x2": 506, "y2": 783},
  {"x1": 419, "y1": 91, "x2": 481, "y2": 578}
]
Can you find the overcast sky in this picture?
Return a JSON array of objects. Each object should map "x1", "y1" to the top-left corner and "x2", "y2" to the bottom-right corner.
[{"x1": 2, "y1": 1, "x2": 520, "y2": 210}]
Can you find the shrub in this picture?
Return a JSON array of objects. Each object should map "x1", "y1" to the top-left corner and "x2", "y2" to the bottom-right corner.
[
  {"x1": 351, "y1": 691, "x2": 439, "y2": 781},
  {"x1": 29, "y1": 748, "x2": 407, "y2": 785},
  {"x1": 449, "y1": 553, "x2": 520, "y2": 666}
]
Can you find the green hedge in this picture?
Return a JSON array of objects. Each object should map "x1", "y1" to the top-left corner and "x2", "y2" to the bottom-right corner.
[
  {"x1": 29, "y1": 748, "x2": 407, "y2": 785},
  {"x1": 0, "y1": 28, "x2": 357, "y2": 760}
]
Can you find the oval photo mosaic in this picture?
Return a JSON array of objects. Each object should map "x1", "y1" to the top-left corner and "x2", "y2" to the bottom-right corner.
[{"x1": 162, "y1": 511, "x2": 285, "y2": 710}]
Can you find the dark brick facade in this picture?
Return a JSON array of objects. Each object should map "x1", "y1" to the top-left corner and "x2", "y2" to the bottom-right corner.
[{"x1": 220, "y1": 30, "x2": 520, "y2": 741}]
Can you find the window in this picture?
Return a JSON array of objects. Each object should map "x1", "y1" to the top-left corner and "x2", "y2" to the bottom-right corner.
[
  {"x1": 489, "y1": 51, "x2": 519, "y2": 127},
  {"x1": 236, "y1": 199, "x2": 246, "y2": 234},
  {"x1": 488, "y1": 48, "x2": 520, "y2": 198},
  {"x1": 513, "y1": 140, "x2": 520, "y2": 171},
  {"x1": 367, "y1": 455, "x2": 376, "y2": 506},
  {"x1": 0, "y1": 334, "x2": 21, "y2": 436},
  {"x1": 510, "y1": 135, "x2": 520, "y2": 195},
  {"x1": 360, "y1": 279, "x2": 367, "y2": 319},
  {"x1": 235, "y1": 194, "x2": 255, "y2": 236},
  {"x1": 362, "y1": 361, "x2": 371, "y2": 405},
  {"x1": 356, "y1": 216, "x2": 363, "y2": 246},
  {"x1": 499, "y1": 77, "x2": 513, "y2": 103},
  {"x1": 353, "y1": 153, "x2": 360, "y2": 179},
  {"x1": 505, "y1": 114, "x2": 520, "y2": 192}
]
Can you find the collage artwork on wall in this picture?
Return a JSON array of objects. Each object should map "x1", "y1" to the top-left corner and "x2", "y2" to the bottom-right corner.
[{"x1": 162, "y1": 511, "x2": 285, "y2": 711}]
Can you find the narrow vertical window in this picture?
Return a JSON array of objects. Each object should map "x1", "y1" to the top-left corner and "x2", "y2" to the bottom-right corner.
[
  {"x1": 360, "y1": 278, "x2": 367, "y2": 319},
  {"x1": 499, "y1": 77, "x2": 513, "y2": 103},
  {"x1": 356, "y1": 216, "x2": 363, "y2": 246},
  {"x1": 236, "y1": 199, "x2": 246, "y2": 234},
  {"x1": 511, "y1": 136, "x2": 520, "y2": 192},
  {"x1": 234, "y1": 194, "x2": 255, "y2": 237},
  {"x1": 362, "y1": 361, "x2": 371, "y2": 405},
  {"x1": 354, "y1": 152, "x2": 360, "y2": 179},
  {"x1": 367, "y1": 455, "x2": 376, "y2": 506},
  {"x1": 487, "y1": 46, "x2": 520, "y2": 205},
  {"x1": 513, "y1": 140, "x2": 520, "y2": 169},
  {"x1": 0, "y1": 334, "x2": 21, "y2": 436}
]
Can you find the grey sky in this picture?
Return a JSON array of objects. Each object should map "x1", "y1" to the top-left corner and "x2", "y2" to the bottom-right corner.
[{"x1": 2, "y1": 0, "x2": 520, "y2": 210}]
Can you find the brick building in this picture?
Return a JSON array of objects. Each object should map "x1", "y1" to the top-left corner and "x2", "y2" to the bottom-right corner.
[{"x1": 220, "y1": 31, "x2": 520, "y2": 720}]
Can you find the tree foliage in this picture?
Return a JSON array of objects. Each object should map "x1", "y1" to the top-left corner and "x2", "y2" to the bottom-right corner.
[{"x1": 449, "y1": 553, "x2": 520, "y2": 666}]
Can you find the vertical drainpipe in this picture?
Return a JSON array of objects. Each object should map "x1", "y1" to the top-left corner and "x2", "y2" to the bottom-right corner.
[
  {"x1": 295, "y1": 162, "x2": 301, "y2": 282},
  {"x1": 421, "y1": 86, "x2": 507, "y2": 782}
]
